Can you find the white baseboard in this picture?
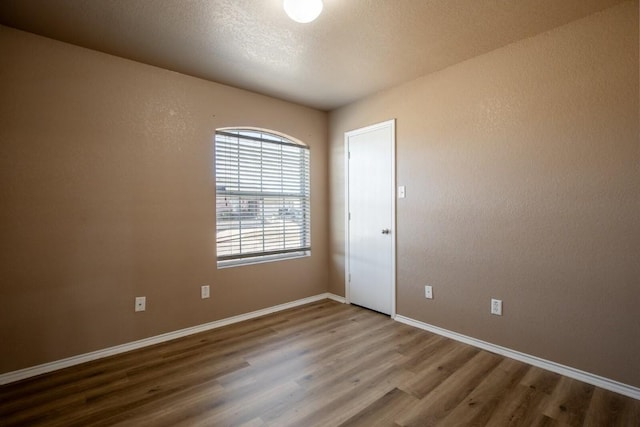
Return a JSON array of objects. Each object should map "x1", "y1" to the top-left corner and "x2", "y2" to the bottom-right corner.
[
  {"x1": 0, "y1": 293, "x2": 337, "y2": 385},
  {"x1": 327, "y1": 293, "x2": 346, "y2": 303},
  {"x1": 13, "y1": 295, "x2": 631, "y2": 401},
  {"x1": 394, "y1": 315, "x2": 640, "y2": 401}
]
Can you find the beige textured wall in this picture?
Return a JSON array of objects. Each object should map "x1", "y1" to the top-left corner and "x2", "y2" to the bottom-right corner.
[
  {"x1": 330, "y1": 1, "x2": 639, "y2": 387},
  {"x1": 0, "y1": 26, "x2": 328, "y2": 373}
]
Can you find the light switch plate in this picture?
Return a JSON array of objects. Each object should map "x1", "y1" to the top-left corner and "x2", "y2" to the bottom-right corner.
[{"x1": 398, "y1": 186, "x2": 406, "y2": 198}]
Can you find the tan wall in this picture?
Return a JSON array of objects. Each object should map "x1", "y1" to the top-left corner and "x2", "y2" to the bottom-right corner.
[
  {"x1": 330, "y1": 1, "x2": 639, "y2": 387},
  {"x1": 0, "y1": 26, "x2": 328, "y2": 373}
]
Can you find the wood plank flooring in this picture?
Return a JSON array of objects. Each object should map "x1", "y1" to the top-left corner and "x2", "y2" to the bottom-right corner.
[{"x1": 1, "y1": 300, "x2": 638, "y2": 426}]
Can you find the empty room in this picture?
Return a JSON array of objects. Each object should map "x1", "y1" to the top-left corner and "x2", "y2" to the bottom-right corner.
[{"x1": 1, "y1": 0, "x2": 638, "y2": 425}]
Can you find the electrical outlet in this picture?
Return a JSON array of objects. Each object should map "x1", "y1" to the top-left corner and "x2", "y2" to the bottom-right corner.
[
  {"x1": 424, "y1": 285, "x2": 433, "y2": 299},
  {"x1": 135, "y1": 296, "x2": 146, "y2": 312},
  {"x1": 491, "y1": 298, "x2": 502, "y2": 316},
  {"x1": 201, "y1": 285, "x2": 210, "y2": 299}
]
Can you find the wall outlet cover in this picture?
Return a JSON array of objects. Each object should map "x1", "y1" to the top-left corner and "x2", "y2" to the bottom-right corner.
[
  {"x1": 425, "y1": 285, "x2": 433, "y2": 299},
  {"x1": 491, "y1": 298, "x2": 502, "y2": 316},
  {"x1": 135, "y1": 296, "x2": 146, "y2": 312},
  {"x1": 201, "y1": 285, "x2": 210, "y2": 299}
]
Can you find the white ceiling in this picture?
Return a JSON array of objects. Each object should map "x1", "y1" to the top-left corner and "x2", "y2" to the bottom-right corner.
[{"x1": 0, "y1": 0, "x2": 625, "y2": 111}]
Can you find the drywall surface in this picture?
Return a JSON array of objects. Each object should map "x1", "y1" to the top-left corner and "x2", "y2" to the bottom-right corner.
[
  {"x1": 330, "y1": 1, "x2": 639, "y2": 387},
  {"x1": 0, "y1": 26, "x2": 328, "y2": 373}
]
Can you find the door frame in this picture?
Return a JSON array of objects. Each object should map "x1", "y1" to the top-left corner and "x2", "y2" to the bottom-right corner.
[{"x1": 344, "y1": 119, "x2": 397, "y2": 318}]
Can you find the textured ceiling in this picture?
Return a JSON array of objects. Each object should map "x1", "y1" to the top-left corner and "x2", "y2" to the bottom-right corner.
[{"x1": 0, "y1": 0, "x2": 626, "y2": 110}]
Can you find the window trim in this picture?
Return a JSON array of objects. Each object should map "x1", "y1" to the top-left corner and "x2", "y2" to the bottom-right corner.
[{"x1": 214, "y1": 128, "x2": 311, "y2": 267}]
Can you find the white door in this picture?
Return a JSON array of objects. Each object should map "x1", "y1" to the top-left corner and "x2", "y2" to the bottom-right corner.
[{"x1": 345, "y1": 120, "x2": 395, "y2": 316}]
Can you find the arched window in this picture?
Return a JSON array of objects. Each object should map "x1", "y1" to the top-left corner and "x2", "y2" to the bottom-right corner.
[{"x1": 215, "y1": 128, "x2": 310, "y2": 266}]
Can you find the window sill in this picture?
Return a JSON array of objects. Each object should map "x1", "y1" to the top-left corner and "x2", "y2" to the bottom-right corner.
[{"x1": 217, "y1": 251, "x2": 310, "y2": 269}]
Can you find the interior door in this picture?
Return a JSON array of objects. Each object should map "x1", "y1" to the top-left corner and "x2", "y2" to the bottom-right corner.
[{"x1": 346, "y1": 120, "x2": 395, "y2": 316}]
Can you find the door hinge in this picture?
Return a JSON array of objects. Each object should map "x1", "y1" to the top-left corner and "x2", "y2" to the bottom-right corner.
[
  {"x1": 348, "y1": 151, "x2": 351, "y2": 160},
  {"x1": 348, "y1": 273, "x2": 351, "y2": 282},
  {"x1": 348, "y1": 212, "x2": 351, "y2": 220}
]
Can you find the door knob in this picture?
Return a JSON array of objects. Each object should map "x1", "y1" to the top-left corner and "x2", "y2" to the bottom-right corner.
[{"x1": 381, "y1": 229, "x2": 390, "y2": 234}]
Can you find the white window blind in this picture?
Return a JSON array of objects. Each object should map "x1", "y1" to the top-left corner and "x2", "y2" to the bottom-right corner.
[{"x1": 215, "y1": 129, "x2": 311, "y2": 265}]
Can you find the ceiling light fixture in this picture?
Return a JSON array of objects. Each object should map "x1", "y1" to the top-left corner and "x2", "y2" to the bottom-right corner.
[{"x1": 283, "y1": 0, "x2": 323, "y2": 23}]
